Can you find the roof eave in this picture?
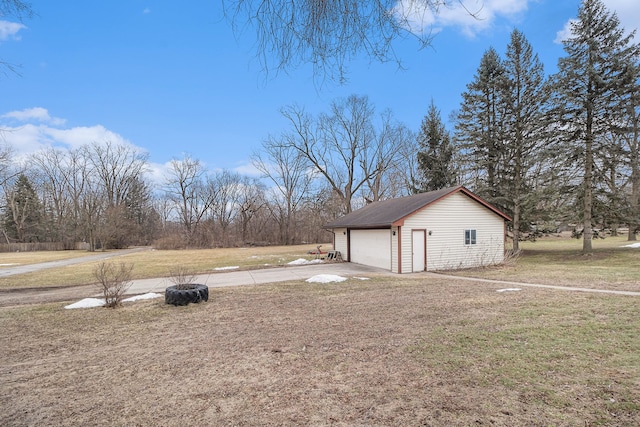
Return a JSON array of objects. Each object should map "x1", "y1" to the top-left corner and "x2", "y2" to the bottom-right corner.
[{"x1": 325, "y1": 223, "x2": 392, "y2": 230}]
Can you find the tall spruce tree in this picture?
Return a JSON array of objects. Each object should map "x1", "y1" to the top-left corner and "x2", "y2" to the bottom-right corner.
[
  {"x1": 609, "y1": 54, "x2": 640, "y2": 240},
  {"x1": 550, "y1": 0, "x2": 640, "y2": 254},
  {"x1": 622, "y1": 61, "x2": 640, "y2": 240},
  {"x1": 3, "y1": 174, "x2": 43, "y2": 242},
  {"x1": 455, "y1": 47, "x2": 508, "y2": 206},
  {"x1": 501, "y1": 29, "x2": 550, "y2": 251},
  {"x1": 414, "y1": 100, "x2": 456, "y2": 193}
]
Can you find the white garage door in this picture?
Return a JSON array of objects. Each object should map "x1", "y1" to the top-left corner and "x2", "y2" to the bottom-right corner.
[{"x1": 350, "y1": 229, "x2": 391, "y2": 270}]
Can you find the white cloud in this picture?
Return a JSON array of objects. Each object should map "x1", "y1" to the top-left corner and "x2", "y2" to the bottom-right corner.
[
  {"x1": 554, "y1": 18, "x2": 577, "y2": 44},
  {"x1": 604, "y1": 0, "x2": 640, "y2": 33},
  {"x1": 0, "y1": 109, "x2": 135, "y2": 162},
  {"x1": 0, "y1": 124, "x2": 52, "y2": 158},
  {"x1": 233, "y1": 162, "x2": 262, "y2": 177},
  {"x1": 394, "y1": 0, "x2": 529, "y2": 37},
  {"x1": 0, "y1": 20, "x2": 26, "y2": 41},
  {"x1": 44, "y1": 125, "x2": 130, "y2": 150},
  {"x1": 147, "y1": 161, "x2": 172, "y2": 187},
  {"x1": 555, "y1": 1, "x2": 640, "y2": 44},
  {"x1": 2, "y1": 107, "x2": 66, "y2": 126}
]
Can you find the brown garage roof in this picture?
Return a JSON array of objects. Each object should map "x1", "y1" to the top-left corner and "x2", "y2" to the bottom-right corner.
[{"x1": 324, "y1": 186, "x2": 511, "y2": 229}]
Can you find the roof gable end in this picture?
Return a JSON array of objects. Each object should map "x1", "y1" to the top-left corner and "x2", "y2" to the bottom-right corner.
[{"x1": 324, "y1": 186, "x2": 511, "y2": 229}]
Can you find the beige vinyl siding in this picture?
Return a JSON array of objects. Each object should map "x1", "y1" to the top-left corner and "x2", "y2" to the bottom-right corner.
[
  {"x1": 391, "y1": 226, "x2": 400, "y2": 273},
  {"x1": 332, "y1": 228, "x2": 348, "y2": 260},
  {"x1": 400, "y1": 192, "x2": 505, "y2": 271}
]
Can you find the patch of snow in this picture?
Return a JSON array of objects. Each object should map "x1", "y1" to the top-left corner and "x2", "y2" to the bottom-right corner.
[
  {"x1": 288, "y1": 258, "x2": 323, "y2": 265},
  {"x1": 65, "y1": 298, "x2": 105, "y2": 309},
  {"x1": 496, "y1": 288, "x2": 522, "y2": 293},
  {"x1": 622, "y1": 243, "x2": 640, "y2": 248},
  {"x1": 65, "y1": 293, "x2": 163, "y2": 309},
  {"x1": 123, "y1": 293, "x2": 162, "y2": 302},
  {"x1": 353, "y1": 277, "x2": 370, "y2": 280},
  {"x1": 214, "y1": 266, "x2": 240, "y2": 271},
  {"x1": 0, "y1": 263, "x2": 17, "y2": 266},
  {"x1": 306, "y1": 274, "x2": 348, "y2": 283}
]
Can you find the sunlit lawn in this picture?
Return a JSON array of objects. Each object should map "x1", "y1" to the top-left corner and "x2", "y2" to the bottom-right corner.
[
  {"x1": 1, "y1": 275, "x2": 639, "y2": 425},
  {"x1": 0, "y1": 244, "x2": 323, "y2": 289},
  {"x1": 0, "y1": 250, "x2": 94, "y2": 267},
  {"x1": 452, "y1": 234, "x2": 640, "y2": 291}
]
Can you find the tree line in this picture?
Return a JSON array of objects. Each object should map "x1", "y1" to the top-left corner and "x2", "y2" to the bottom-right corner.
[
  {"x1": 1, "y1": 94, "x2": 417, "y2": 250},
  {"x1": 2, "y1": 0, "x2": 638, "y2": 254},
  {"x1": 415, "y1": 0, "x2": 640, "y2": 253}
]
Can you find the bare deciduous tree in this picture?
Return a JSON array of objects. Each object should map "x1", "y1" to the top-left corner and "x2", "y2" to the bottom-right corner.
[
  {"x1": 84, "y1": 141, "x2": 148, "y2": 208},
  {"x1": 208, "y1": 170, "x2": 243, "y2": 246},
  {"x1": 31, "y1": 147, "x2": 86, "y2": 245},
  {"x1": 252, "y1": 137, "x2": 317, "y2": 244},
  {"x1": 164, "y1": 155, "x2": 213, "y2": 243},
  {"x1": 235, "y1": 176, "x2": 266, "y2": 244},
  {"x1": 281, "y1": 95, "x2": 406, "y2": 214},
  {"x1": 0, "y1": 0, "x2": 34, "y2": 77},
  {"x1": 360, "y1": 110, "x2": 413, "y2": 203},
  {"x1": 223, "y1": 0, "x2": 463, "y2": 83}
]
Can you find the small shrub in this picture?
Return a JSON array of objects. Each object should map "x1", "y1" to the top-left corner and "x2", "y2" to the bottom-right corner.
[
  {"x1": 168, "y1": 265, "x2": 199, "y2": 290},
  {"x1": 503, "y1": 248, "x2": 522, "y2": 266},
  {"x1": 93, "y1": 262, "x2": 134, "y2": 308}
]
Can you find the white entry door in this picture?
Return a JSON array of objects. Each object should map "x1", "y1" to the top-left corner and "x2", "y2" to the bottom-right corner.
[{"x1": 412, "y1": 230, "x2": 426, "y2": 272}]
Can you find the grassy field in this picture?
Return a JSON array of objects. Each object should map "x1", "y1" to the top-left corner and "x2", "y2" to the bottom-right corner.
[
  {"x1": 452, "y1": 234, "x2": 640, "y2": 292},
  {"x1": 0, "y1": 237, "x2": 639, "y2": 425},
  {"x1": 0, "y1": 249, "x2": 93, "y2": 266},
  {"x1": 0, "y1": 244, "x2": 323, "y2": 289},
  {"x1": 1, "y1": 275, "x2": 638, "y2": 426}
]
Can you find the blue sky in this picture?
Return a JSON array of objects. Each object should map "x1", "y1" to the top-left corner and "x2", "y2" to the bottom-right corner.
[{"x1": 1, "y1": 0, "x2": 639, "y2": 181}]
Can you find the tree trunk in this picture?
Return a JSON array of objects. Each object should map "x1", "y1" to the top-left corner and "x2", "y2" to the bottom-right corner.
[
  {"x1": 629, "y1": 171, "x2": 639, "y2": 241},
  {"x1": 629, "y1": 127, "x2": 639, "y2": 241},
  {"x1": 583, "y1": 105, "x2": 594, "y2": 254}
]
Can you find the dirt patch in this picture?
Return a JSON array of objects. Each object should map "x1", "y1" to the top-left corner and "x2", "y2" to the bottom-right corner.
[{"x1": 1, "y1": 278, "x2": 638, "y2": 426}]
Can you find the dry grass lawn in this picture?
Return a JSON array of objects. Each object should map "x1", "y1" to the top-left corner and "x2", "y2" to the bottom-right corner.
[
  {"x1": 0, "y1": 250, "x2": 92, "y2": 267},
  {"x1": 1, "y1": 275, "x2": 639, "y2": 426},
  {"x1": 0, "y1": 244, "x2": 323, "y2": 289},
  {"x1": 452, "y1": 235, "x2": 640, "y2": 292},
  {"x1": 1, "y1": 237, "x2": 639, "y2": 425}
]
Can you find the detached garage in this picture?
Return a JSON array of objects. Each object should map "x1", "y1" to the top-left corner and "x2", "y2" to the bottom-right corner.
[{"x1": 324, "y1": 186, "x2": 511, "y2": 273}]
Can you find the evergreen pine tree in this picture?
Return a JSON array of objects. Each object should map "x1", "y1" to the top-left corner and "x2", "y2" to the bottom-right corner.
[
  {"x1": 550, "y1": 0, "x2": 640, "y2": 254},
  {"x1": 455, "y1": 47, "x2": 508, "y2": 206},
  {"x1": 501, "y1": 29, "x2": 550, "y2": 251},
  {"x1": 414, "y1": 101, "x2": 456, "y2": 193},
  {"x1": 3, "y1": 174, "x2": 43, "y2": 242}
]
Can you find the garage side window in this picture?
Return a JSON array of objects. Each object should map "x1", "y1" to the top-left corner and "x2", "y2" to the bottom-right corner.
[{"x1": 464, "y1": 229, "x2": 477, "y2": 245}]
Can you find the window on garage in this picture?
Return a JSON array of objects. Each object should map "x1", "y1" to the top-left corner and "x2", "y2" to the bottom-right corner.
[{"x1": 464, "y1": 229, "x2": 477, "y2": 245}]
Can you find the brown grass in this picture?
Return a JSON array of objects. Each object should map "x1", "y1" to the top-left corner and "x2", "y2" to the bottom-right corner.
[
  {"x1": 1, "y1": 276, "x2": 638, "y2": 426},
  {"x1": 0, "y1": 244, "x2": 323, "y2": 289},
  {"x1": 451, "y1": 235, "x2": 640, "y2": 292},
  {"x1": 0, "y1": 250, "x2": 93, "y2": 267}
]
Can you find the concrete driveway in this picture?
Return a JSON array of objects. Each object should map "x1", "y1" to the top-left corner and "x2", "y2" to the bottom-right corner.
[{"x1": 126, "y1": 262, "x2": 394, "y2": 295}]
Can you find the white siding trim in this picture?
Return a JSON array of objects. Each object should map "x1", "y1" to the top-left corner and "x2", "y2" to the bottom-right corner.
[{"x1": 332, "y1": 228, "x2": 348, "y2": 260}]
